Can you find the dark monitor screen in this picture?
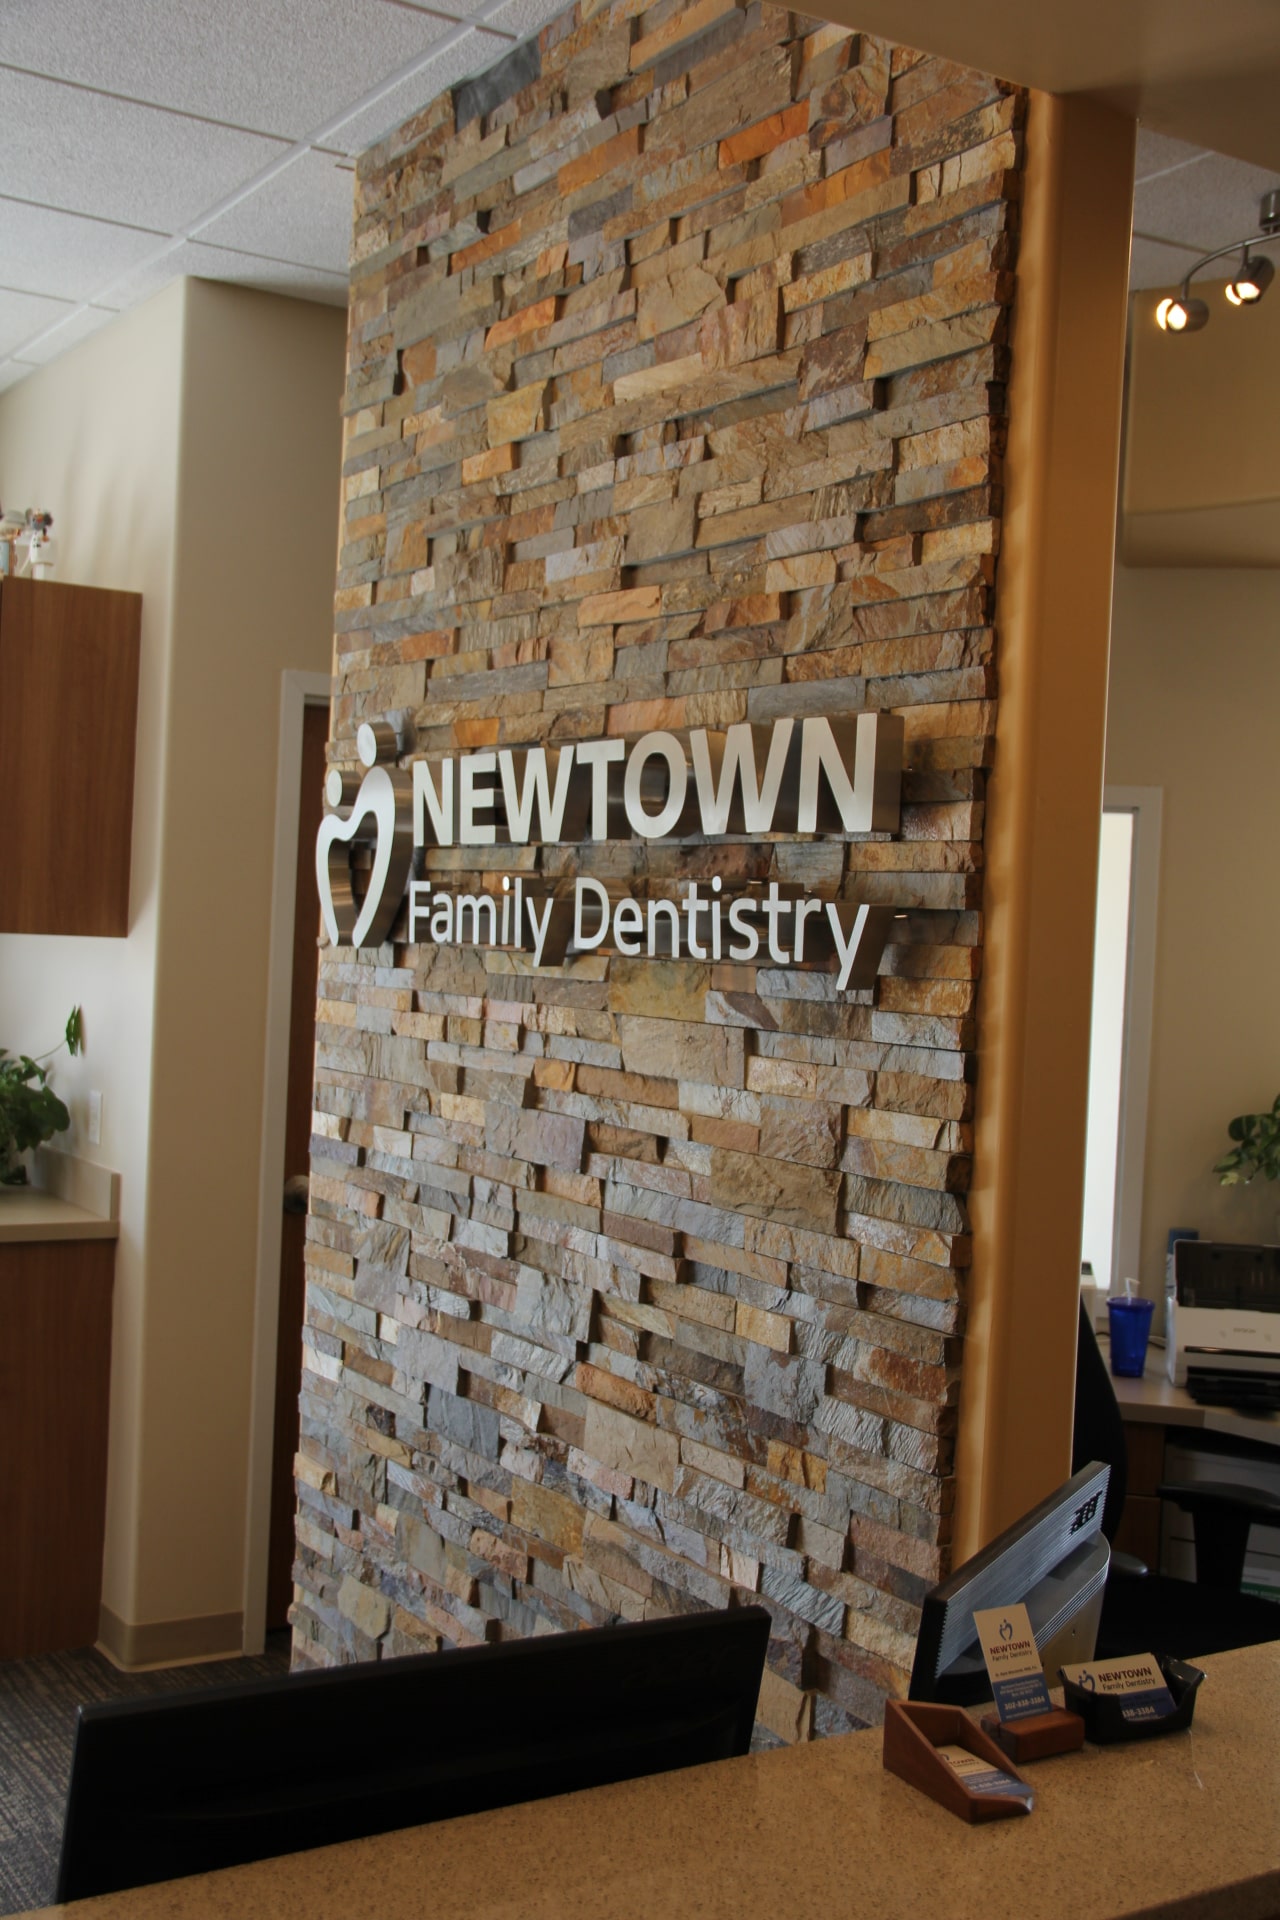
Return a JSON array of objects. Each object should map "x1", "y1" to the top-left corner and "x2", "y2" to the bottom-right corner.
[
  {"x1": 909, "y1": 1461, "x2": 1111, "y2": 1706},
  {"x1": 57, "y1": 1604, "x2": 770, "y2": 1904}
]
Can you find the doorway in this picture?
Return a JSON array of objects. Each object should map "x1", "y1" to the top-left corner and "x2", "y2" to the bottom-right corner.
[
  {"x1": 243, "y1": 671, "x2": 331, "y2": 1653},
  {"x1": 266, "y1": 699, "x2": 328, "y2": 1627},
  {"x1": 1080, "y1": 787, "x2": 1162, "y2": 1297}
]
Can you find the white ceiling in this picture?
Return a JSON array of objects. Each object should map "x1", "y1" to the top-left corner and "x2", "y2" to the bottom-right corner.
[
  {"x1": 1131, "y1": 130, "x2": 1279, "y2": 290},
  {"x1": 0, "y1": 0, "x2": 566, "y2": 392},
  {"x1": 0, "y1": 2, "x2": 1278, "y2": 395}
]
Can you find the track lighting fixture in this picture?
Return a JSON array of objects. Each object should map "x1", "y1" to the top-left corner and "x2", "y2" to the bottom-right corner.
[
  {"x1": 1156, "y1": 294, "x2": 1209, "y2": 332},
  {"x1": 1156, "y1": 189, "x2": 1279, "y2": 334},
  {"x1": 1224, "y1": 253, "x2": 1275, "y2": 305}
]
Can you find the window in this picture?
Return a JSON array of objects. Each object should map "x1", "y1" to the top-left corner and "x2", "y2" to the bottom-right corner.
[{"x1": 1080, "y1": 790, "x2": 1162, "y2": 1296}]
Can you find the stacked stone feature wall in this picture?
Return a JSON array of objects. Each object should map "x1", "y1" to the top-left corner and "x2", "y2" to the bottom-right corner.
[{"x1": 296, "y1": 0, "x2": 1024, "y2": 1739}]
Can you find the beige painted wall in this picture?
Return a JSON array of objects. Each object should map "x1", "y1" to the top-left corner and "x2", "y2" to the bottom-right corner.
[
  {"x1": 1123, "y1": 289, "x2": 1280, "y2": 567},
  {"x1": 0, "y1": 285, "x2": 184, "y2": 1648},
  {"x1": 0, "y1": 280, "x2": 345, "y2": 1649},
  {"x1": 1105, "y1": 563, "x2": 1280, "y2": 1297},
  {"x1": 134, "y1": 282, "x2": 344, "y2": 1631}
]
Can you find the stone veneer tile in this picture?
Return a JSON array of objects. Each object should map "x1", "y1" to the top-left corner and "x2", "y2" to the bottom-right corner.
[{"x1": 295, "y1": 0, "x2": 1025, "y2": 1736}]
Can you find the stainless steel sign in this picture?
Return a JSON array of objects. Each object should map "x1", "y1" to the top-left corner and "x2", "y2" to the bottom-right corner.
[{"x1": 317, "y1": 712, "x2": 905, "y2": 990}]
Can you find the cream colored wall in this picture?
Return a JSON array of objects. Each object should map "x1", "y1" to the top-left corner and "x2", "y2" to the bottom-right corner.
[
  {"x1": 132, "y1": 281, "x2": 344, "y2": 1629},
  {"x1": 1105, "y1": 563, "x2": 1280, "y2": 1296},
  {"x1": 0, "y1": 283, "x2": 184, "y2": 1640},
  {"x1": 1123, "y1": 290, "x2": 1280, "y2": 567},
  {"x1": 0, "y1": 280, "x2": 345, "y2": 1648}
]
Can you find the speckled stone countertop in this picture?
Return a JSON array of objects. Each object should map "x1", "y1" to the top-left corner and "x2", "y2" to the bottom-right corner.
[
  {"x1": 26, "y1": 1642, "x2": 1280, "y2": 1919},
  {"x1": 0, "y1": 1151, "x2": 119, "y2": 1243},
  {"x1": 0, "y1": 1190, "x2": 118, "y2": 1243}
]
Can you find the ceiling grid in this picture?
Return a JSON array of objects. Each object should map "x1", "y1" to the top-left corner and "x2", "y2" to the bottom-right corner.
[{"x1": 0, "y1": 0, "x2": 1278, "y2": 393}]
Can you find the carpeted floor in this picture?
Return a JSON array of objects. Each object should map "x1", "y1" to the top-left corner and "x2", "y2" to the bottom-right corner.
[{"x1": 0, "y1": 1636, "x2": 291, "y2": 1917}]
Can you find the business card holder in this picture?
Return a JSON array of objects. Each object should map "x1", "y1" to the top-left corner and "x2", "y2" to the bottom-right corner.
[
  {"x1": 1060, "y1": 1656, "x2": 1204, "y2": 1744},
  {"x1": 882, "y1": 1701, "x2": 1032, "y2": 1823},
  {"x1": 978, "y1": 1704, "x2": 1085, "y2": 1763}
]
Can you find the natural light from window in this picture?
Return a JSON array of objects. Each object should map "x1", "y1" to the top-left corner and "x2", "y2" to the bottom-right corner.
[{"x1": 1081, "y1": 810, "x2": 1135, "y2": 1294}]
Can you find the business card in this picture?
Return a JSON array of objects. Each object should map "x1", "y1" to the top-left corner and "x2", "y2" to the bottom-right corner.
[
  {"x1": 936, "y1": 1744, "x2": 1034, "y2": 1807},
  {"x1": 1060, "y1": 1652, "x2": 1177, "y2": 1723},
  {"x1": 973, "y1": 1602, "x2": 1052, "y2": 1723}
]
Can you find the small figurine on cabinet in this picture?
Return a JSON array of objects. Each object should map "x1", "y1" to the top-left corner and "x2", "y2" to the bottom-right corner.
[{"x1": 0, "y1": 505, "x2": 55, "y2": 579}]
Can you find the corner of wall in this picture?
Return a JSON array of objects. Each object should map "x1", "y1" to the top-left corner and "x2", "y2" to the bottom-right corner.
[{"x1": 958, "y1": 92, "x2": 1135, "y2": 1556}]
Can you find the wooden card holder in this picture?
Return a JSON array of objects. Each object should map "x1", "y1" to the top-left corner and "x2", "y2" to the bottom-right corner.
[
  {"x1": 882, "y1": 1701, "x2": 1032, "y2": 1824},
  {"x1": 979, "y1": 1705, "x2": 1085, "y2": 1764}
]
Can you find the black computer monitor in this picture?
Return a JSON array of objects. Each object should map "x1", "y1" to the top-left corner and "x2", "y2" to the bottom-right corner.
[
  {"x1": 908, "y1": 1461, "x2": 1111, "y2": 1706},
  {"x1": 57, "y1": 1604, "x2": 770, "y2": 1903}
]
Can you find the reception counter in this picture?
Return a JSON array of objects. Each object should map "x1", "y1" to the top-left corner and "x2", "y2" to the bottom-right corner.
[{"x1": 24, "y1": 1641, "x2": 1280, "y2": 1919}]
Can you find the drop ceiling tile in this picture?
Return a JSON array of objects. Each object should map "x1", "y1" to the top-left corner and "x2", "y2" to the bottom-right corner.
[
  {"x1": 0, "y1": 286, "x2": 77, "y2": 358},
  {"x1": 197, "y1": 150, "x2": 354, "y2": 274},
  {"x1": 480, "y1": 0, "x2": 566, "y2": 39},
  {"x1": 104, "y1": 241, "x2": 348, "y2": 312},
  {"x1": 1134, "y1": 128, "x2": 1209, "y2": 183},
  {"x1": 6, "y1": 0, "x2": 475, "y2": 140},
  {"x1": 1133, "y1": 149, "x2": 1280, "y2": 254},
  {"x1": 325, "y1": 26, "x2": 509, "y2": 155},
  {"x1": 1129, "y1": 234, "x2": 1208, "y2": 290},
  {"x1": 0, "y1": 199, "x2": 162, "y2": 302},
  {"x1": 389, "y1": 0, "x2": 518, "y2": 18},
  {"x1": 0, "y1": 70, "x2": 289, "y2": 234},
  {"x1": 13, "y1": 305, "x2": 121, "y2": 365}
]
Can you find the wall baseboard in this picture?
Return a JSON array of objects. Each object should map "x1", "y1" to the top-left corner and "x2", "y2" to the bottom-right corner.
[{"x1": 97, "y1": 1603, "x2": 243, "y2": 1671}]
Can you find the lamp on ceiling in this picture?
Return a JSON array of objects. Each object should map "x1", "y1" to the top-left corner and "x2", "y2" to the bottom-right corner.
[
  {"x1": 1155, "y1": 293, "x2": 1209, "y2": 332},
  {"x1": 1156, "y1": 188, "x2": 1280, "y2": 333},
  {"x1": 1224, "y1": 252, "x2": 1275, "y2": 305}
]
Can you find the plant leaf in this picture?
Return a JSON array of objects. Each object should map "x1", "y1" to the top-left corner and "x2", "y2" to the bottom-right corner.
[{"x1": 1216, "y1": 1094, "x2": 1280, "y2": 1184}]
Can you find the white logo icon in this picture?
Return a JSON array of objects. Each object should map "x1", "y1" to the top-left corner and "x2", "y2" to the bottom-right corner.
[{"x1": 316, "y1": 721, "x2": 414, "y2": 949}]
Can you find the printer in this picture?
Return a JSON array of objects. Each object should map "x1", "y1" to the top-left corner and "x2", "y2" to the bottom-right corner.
[{"x1": 1166, "y1": 1240, "x2": 1280, "y2": 1409}]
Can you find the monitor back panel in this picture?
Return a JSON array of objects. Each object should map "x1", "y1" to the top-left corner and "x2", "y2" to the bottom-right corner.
[{"x1": 909, "y1": 1462, "x2": 1111, "y2": 1704}]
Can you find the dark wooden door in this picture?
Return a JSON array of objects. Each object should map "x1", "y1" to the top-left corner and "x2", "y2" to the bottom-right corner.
[{"x1": 266, "y1": 700, "x2": 329, "y2": 1630}]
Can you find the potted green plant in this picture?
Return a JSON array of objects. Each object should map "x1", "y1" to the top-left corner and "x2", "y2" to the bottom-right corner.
[
  {"x1": 1214, "y1": 1092, "x2": 1280, "y2": 1188},
  {"x1": 0, "y1": 1007, "x2": 83, "y2": 1186}
]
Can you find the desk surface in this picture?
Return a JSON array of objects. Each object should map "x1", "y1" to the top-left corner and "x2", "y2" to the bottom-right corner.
[
  {"x1": 1110, "y1": 1345, "x2": 1280, "y2": 1450},
  {"x1": 23, "y1": 1642, "x2": 1280, "y2": 1920},
  {"x1": 0, "y1": 1151, "x2": 119, "y2": 1245},
  {"x1": 0, "y1": 1190, "x2": 118, "y2": 1244}
]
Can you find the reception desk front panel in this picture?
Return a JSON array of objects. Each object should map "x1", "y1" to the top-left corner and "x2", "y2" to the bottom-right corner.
[{"x1": 16, "y1": 1641, "x2": 1280, "y2": 1920}]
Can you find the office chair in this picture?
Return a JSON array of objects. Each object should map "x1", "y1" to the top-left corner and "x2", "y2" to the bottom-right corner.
[{"x1": 1072, "y1": 1301, "x2": 1280, "y2": 1660}]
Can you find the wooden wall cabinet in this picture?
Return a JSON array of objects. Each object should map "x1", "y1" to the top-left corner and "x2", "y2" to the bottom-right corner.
[{"x1": 0, "y1": 576, "x2": 142, "y2": 936}]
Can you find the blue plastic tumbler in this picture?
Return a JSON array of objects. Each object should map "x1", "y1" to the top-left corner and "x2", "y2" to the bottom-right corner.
[{"x1": 1108, "y1": 1293, "x2": 1155, "y2": 1378}]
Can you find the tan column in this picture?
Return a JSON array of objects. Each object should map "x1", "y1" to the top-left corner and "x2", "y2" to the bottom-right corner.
[{"x1": 956, "y1": 92, "x2": 1135, "y2": 1556}]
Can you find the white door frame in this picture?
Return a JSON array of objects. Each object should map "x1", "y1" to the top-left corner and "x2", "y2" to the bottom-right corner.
[
  {"x1": 242, "y1": 669, "x2": 331, "y2": 1654},
  {"x1": 1103, "y1": 785, "x2": 1163, "y2": 1297}
]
